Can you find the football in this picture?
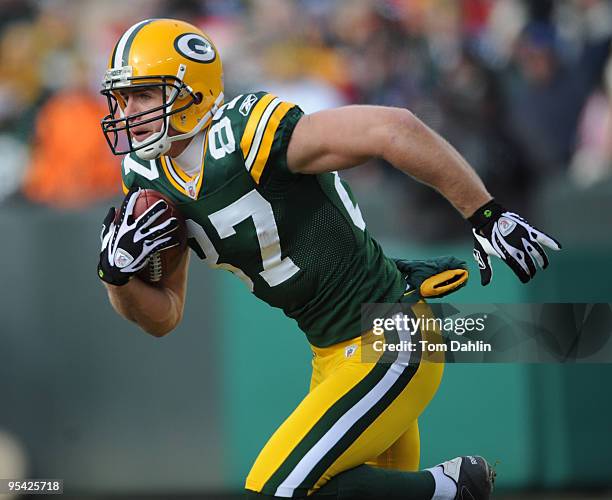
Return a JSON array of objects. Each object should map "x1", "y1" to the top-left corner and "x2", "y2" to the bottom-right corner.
[{"x1": 119, "y1": 189, "x2": 187, "y2": 283}]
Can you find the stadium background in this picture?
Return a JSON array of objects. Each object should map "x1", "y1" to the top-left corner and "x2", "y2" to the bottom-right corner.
[{"x1": 0, "y1": 0, "x2": 611, "y2": 498}]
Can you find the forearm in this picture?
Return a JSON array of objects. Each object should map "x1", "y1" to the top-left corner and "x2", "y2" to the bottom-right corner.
[
  {"x1": 104, "y1": 278, "x2": 183, "y2": 337},
  {"x1": 288, "y1": 106, "x2": 492, "y2": 218},
  {"x1": 383, "y1": 111, "x2": 491, "y2": 218}
]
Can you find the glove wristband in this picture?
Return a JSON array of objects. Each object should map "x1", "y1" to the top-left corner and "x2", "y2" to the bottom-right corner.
[
  {"x1": 468, "y1": 199, "x2": 504, "y2": 230},
  {"x1": 97, "y1": 263, "x2": 130, "y2": 286}
]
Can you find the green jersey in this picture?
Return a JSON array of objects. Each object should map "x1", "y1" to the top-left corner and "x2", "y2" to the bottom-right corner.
[{"x1": 121, "y1": 92, "x2": 405, "y2": 347}]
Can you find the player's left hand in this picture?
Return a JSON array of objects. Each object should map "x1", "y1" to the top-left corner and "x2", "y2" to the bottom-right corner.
[
  {"x1": 97, "y1": 189, "x2": 180, "y2": 286},
  {"x1": 469, "y1": 199, "x2": 562, "y2": 286},
  {"x1": 394, "y1": 256, "x2": 469, "y2": 298}
]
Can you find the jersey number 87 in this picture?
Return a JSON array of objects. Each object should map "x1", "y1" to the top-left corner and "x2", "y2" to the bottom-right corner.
[{"x1": 187, "y1": 172, "x2": 365, "y2": 291}]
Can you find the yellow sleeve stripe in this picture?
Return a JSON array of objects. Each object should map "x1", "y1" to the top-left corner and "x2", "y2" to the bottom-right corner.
[
  {"x1": 243, "y1": 98, "x2": 282, "y2": 171},
  {"x1": 250, "y1": 101, "x2": 294, "y2": 184},
  {"x1": 121, "y1": 180, "x2": 129, "y2": 195},
  {"x1": 240, "y1": 93, "x2": 276, "y2": 160}
]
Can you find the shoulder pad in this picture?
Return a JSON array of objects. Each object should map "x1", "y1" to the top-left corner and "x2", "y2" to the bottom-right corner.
[
  {"x1": 207, "y1": 92, "x2": 300, "y2": 184},
  {"x1": 212, "y1": 92, "x2": 268, "y2": 123}
]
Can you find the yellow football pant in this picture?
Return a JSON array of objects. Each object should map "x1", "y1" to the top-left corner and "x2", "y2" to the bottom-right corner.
[{"x1": 246, "y1": 302, "x2": 444, "y2": 498}]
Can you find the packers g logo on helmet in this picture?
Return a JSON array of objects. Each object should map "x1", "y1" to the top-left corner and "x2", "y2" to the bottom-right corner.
[
  {"x1": 174, "y1": 33, "x2": 216, "y2": 63},
  {"x1": 100, "y1": 18, "x2": 224, "y2": 161}
]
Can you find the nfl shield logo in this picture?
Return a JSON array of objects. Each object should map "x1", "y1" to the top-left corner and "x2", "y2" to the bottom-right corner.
[
  {"x1": 186, "y1": 181, "x2": 197, "y2": 199},
  {"x1": 345, "y1": 344, "x2": 358, "y2": 358}
]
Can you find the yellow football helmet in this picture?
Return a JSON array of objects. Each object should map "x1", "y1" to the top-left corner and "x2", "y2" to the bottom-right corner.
[{"x1": 101, "y1": 18, "x2": 224, "y2": 160}]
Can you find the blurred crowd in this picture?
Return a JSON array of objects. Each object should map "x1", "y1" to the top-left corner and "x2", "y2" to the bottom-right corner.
[{"x1": 0, "y1": 0, "x2": 610, "y2": 241}]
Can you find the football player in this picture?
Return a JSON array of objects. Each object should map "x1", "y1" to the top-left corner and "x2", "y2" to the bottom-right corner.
[{"x1": 97, "y1": 19, "x2": 560, "y2": 500}]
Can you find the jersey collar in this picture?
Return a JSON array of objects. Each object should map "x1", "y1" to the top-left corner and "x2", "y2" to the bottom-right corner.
[{"x1": 160, "y1": 132, "x2": 208, "y2": 200}]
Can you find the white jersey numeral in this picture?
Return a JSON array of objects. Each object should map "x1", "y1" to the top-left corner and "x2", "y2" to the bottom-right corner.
[
  {"x1": 187, "y1": 190, "x2": 300, "y2": 289},
  {"x1": 209, "y1": 117, "x2": 236, "y2": 159},
  {"x1": 333, "y1": 172, "x2": 365, "y2": 231},
  {"x1": 209, "y1": 190, "x2": 299, "y2": 287},
  {"x1": 186, "y1": 219, "x2": 254, "y2": 291},
  {"x1": 186, "y1": 174, "x2": 362, "y2": 288},
  {"x1": 123, "y1": 156, "x2": 159, "y2": 180}
]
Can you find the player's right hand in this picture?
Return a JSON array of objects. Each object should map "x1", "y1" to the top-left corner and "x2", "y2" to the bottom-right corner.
[
  {"x1": 97, "y1": 188, "x2": 180, "y2": 286},
  {"x1": 469, "y1": 199, "x2": 561, "y2": 286}
]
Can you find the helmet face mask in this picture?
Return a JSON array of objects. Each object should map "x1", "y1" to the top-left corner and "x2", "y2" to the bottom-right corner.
[
  {"x1": 100, "y1": 19, "x2": 224, "y2": 161},
  {"x1": 101, "y1": 73, "x2": 197, "y2": 158}
]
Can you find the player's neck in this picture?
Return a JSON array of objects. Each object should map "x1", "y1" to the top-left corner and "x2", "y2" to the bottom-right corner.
[
  {"x1": 166, "y1": 135, "x2": 192, "y2": 158},
  {"x1": 169, "y1": 131, "x2": 206, "y2": 177}
]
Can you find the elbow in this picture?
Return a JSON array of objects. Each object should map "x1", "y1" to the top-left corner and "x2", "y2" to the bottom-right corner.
[
  {"x1": 382, "y1": 108, "x2": 426, "y2": 156},
  {"x1": 140, "y1": 290, "x2": 185, "y2": 338},
  {"x1": 139, "y1": 314, "x2": 183, "y2": 338},
  {"x1": 143, "y1": 325, "x2": 173, "y2": 338},
  {"x1": 392, "y1": 108, "x2": 425, "y2": 137}
]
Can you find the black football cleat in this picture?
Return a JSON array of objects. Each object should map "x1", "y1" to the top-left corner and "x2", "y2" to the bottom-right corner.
[{"x1": 439, "y1": 456, "x2": 496, "y2": 500}]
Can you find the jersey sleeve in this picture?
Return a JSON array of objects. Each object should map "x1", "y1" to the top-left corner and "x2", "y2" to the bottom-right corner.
[{"x1": 236, "y1": 92, "x2": 304, "y2": 187}]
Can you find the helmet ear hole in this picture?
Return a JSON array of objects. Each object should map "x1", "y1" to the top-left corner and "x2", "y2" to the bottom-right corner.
[{"x1": 194, "y1": 92, "x2": 203, "y2": 104}]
